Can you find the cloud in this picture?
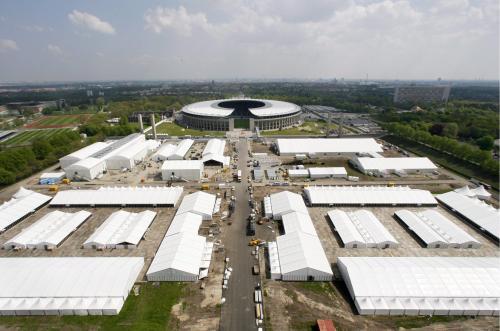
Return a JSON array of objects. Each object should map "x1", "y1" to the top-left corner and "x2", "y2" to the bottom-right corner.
[
  {"x1": 23, "y1": 25, "x2": 45, "y2": 32},
  {"x1": 47, "y1": 44, "x2": 63, "y2": 56},
  {"x1": 68, "y1": 10, "x2": 116, "y2": 34},
  {"x1": 144, "y1": 6, "x2": 209, "y2": 36},
  {"x1": 0, "y1": 39, "x2": 19, "y2": 52}
]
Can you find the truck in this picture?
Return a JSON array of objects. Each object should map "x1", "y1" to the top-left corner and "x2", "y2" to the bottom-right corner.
[{"x1": 237, "y1": 170, "x2": 242, "y2": 182}]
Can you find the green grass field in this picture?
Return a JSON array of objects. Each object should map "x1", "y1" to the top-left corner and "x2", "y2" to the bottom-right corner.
[
  {"x1": 262, "y1": 120, "x2": 338, "y2": 136},
  {"x1": 26, "y1": 114, "x2": 91, "y2": 128},
  {"x1": 156, "y1": 122, "x2": 225, "y2": 137},
  {"x1": 0, "y1": 283, "x2": 184, "y2": 331},
  {"x1": 2, "y1": 129, "x2": 74, "y2": 146}
]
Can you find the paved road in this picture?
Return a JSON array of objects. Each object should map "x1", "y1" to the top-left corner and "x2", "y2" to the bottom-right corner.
[{"x1": 220, "y1": 138, "x2": 258, "y2": 331}]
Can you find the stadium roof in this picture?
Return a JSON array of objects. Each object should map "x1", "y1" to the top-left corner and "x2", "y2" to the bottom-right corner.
[
  {"x1": 182, "y1": 99, "x2": 300, "y2": 118},
  {"x1": 83, "y1": 210, "x2": 156, "y2": 249},
  {"x1": 270, "y1": 191, "x2": 308, "y2": 219},
  {"x1": 338, "y1": 257, "x2": 500, "y2": 316},
  {"x1": 394, "y1": 209, "x2": 480, "y2": 248},
  {"x1": 0, "y1": 257, "x2": 143, "y2": 315},
  {"x1": 305, "y1": 186, "x2": 437, "y2": 206},
  {"x1": 277, "y1": 138, "x2": 383, "y2": 155},
  {"x1": 354, "y1": 157, "x2": 437, "y2": 171},
  {"x1": 4, "y1": 210, "x2": 91, "y2": 249},
  {"x1": 50, "y1": 186, "x2": 183, "y2": 207},
  {"x1": 436, "y1": 191, "x2": 499, "y2": 240},
  {"x1": 0, "y1": 188, "x2": 52, "y2": 232}
]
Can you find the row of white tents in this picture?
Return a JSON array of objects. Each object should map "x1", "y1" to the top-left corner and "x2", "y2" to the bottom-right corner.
[
  {"x1": 152, "y1": 139, "x2": 194, "y2": 161},
  {"x1": 268, "y1": 191, "x2": 333, "y2": 281},
  {"x1": 60, "y1": 134, "x2": 160, "y2": 181},
  {"x1": 146, "y1": 191, "x2": 216, "y2": 281}
]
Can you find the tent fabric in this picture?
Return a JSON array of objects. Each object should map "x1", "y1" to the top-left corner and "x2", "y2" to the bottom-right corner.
[
  {"x1": 395, "y1": 209, "x2": 481, "y2": 248},
  {"x1": 327, "y1": 210, "x2": 398, "y2": 248},
  {"x1": 270, "y1": 191, "x2": 308, "y2": 219},
  {"x1": 281, "y1": 212, "x2": 318, "y2": 237},
  {"x1": 268, "y1": 241, "x2": 281, "y2": 280},
  {"x1": 161, "y1": 160, "x2": 203, "y2": 181},
  {"x1": 338, "y1": 257, "x2": 500, "y2": 316},
  {"x1": 471, "y1": 186, "x2": 492, "y2": 200},
  {"x1": 436, "y1": 191, "x2": 499, "y2": 240},
  {"x1": 176, "y1": 191, "x2": 216, "y2": 220},
  {"x1": 263, "y1": 196, "x2": 273, "y2": 218},
  {"x1": 59, "y1": 142, "x2": 111, "y2": 169},
  {"x1": 83, "y1": 210, "x2": 156, "y2": 249},
  {"x1": 308, "y1": 167, "x2": 347, "y2": 178},
  {"x1": 146, "y1": 232, "x2": 206, "y2": 282},
  {"x1": 0, "y1": 257, "x2": 143, "y2": 315},
  {"x1": 202, "y1": 139, "x2": 230, "y2": 165},
  {"x1": 50, "y1": 186, "x2": 183, "y2": 207},
  {"x1": 0, "y1": 188, "x2": 52, "y2": 232},
  {"x1": 277, "y1": 138, "x2": 383, "y2": 156},
  {"x1": 165, "y1": 212, "x2": 203, "y2": 236},
  {"x1": 305, "y1": 186, "x2": 437, "y2": 206},
  {"x1": 353, "y1": 157, "x2": 437, "y2": 173},
  {"x1": 4, "y1": 210, "x2": 91, "y2": 249},
  {"x1": 64, "y1": 157, "x2": 107, "y2": 181}
]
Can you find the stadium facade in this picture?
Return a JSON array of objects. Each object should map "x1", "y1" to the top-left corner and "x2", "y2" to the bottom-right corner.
[{"x1": 179, "y1": 99, "x2": 302, "y2": 131}]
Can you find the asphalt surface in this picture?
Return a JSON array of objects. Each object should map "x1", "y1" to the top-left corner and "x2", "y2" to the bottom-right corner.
[{"x1": 220, "y1": 138, "x2": 259, "y2": 331}]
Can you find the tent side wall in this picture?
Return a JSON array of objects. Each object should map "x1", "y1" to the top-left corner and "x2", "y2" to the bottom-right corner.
[
  {"x1": 146, "y1": 269, "x2": 199, "y2": 282},
  {"x1": 281, "y1": 268, "x2": 333, "y2": 282}
]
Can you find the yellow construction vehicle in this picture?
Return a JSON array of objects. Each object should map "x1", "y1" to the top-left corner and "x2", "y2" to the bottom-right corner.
[
  {"x1": 49, "y1": 185, "x2": 59, "y2": 192},
  {"x1": 201, "y1": 184, "x2": 210, "y2": 191},
  {"x1": 388, "y1": 182, "x2": 395, "y2": 187},
  {"x1": 62, "y1": 178, "x2": 71, "y2": 184},
  {"x1": 248, "y1": 239, "x2": 263, "y2": 246}
]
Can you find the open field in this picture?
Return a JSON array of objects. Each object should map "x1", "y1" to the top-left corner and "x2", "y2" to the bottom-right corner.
[
  {"x1": 156, "y1": 122, "x2": 225, "y2": 137},
  {"x1": 262, "y1": 120, "x2": 339, "y2": 136},
  {"x1": 382, "y1": 135, "x2": 499, "y2": 190},
  {"x1": 0, "y1": 282, "x2": 184, "y2": 331},
  {"x1": 25, "y1": 114, "x2": 92, "y2": 129},
  {"x1": 2, "y1": 128, "x2": 74, "y2": 146}
]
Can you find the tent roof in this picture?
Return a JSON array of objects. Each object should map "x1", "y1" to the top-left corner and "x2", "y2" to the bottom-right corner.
[
  {"x1": 84, "y1": 210, "x2": 156, "y2": 247},
  {"x1": 50, "y1": 186, "x2": 183, "y2": 206},
  {"x1": 202, "y1": 139, "x2": 229, "y2": 165},
  {"x1": 305, "y1": 186, "x2": 437, "y2": 206},
  {"x1": 270, "y1": 191, "x2": 308, "y2": 217},
  {"x1": 436, "y1": 191, "x2": 499, "y2": 240},
  {"x1": 176, "y1": 191, "x2": 216, "y2": 218},
  {"x1": 161, "y1": 160, "x2": 203, "y2": 170},
  {"x1": 281, "y1": 211, "x2": 318, "y2": 237},
  {"x1": 0, "y1": 188, "x2": 52, "y2": 232},
  {"x1": 166, "y1": 212, "x2": 203, "y2": 236},
  {"x1": 355, "y1": 157, "x2": 437, "y2": 171}
]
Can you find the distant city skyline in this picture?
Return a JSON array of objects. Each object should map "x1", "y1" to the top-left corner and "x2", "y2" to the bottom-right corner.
[{"x1": 0, "y1": 0, "x2": 498, "y2": 82}]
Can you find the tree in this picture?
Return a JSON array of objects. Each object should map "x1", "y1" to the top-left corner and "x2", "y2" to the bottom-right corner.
[
  {"x1": 32, "y1": 139, "x2": 53, "y2": 160},
  {"x1": 96, "y1": 97, "x2": 105, "y2": 112},
  {"x1": 476, "y1": 135, "x2": 495, "y2": 150},
  {"x1": 429, "y1": 123, "x2": 444, "y2": 136},
  {"x1": 119, "y1": 115, "x2": 129, "y2": 126},
  {"x1": 442, "y1": 123, "x2": 458, "y2": 138},
  {"x1": 0, "y1": 168, "x2": 15, "y2": 186}
]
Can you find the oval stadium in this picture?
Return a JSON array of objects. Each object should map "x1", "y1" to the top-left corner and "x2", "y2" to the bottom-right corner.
[{"x1": 179, "y1": 99, "x2": 302, "y2": 131}]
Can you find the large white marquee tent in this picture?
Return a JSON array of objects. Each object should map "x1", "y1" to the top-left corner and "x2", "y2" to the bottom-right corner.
[
  {"x1": 83, "y1": 210, "x2": 156, "y2": 249},
  {"x1": 352, "y1": 157, "x2": 437, "y2": 175},
  {"x1": 394, "y1": 209, "x2": 481, "y2": 248},
  {"x1": 0, "y1": 188, "x2": 52, "y2": 233},
  {"x1": 304, "y1": 186, "x2": 437, "y2": 206},
  {"x1": 327, "y1": 210, "x2": 398, "y2": 248},
  {"x1": 0, "y1": 257, "x2": 143, "y2": 315},
  {"x1": 277, "y1": 138, "x2": 383, "y2": 156},
  {"x1": 59, "y1": 141, "x2": 111, "y2": 169},
  {"x1": 50, "y1": 186, "x2": 183, "y2": 207},
  {"x1": 269, "y1": 191, "x2": 308, "y2": 220},
  {"x1": 202, "y1": 139, "x2": 230, "y2": 166},
  {"x1": 176, "y1": 191, "x2": 217, "y2": 220},
  {"x1": 64, "y1": 157, "x2": 107, "y2": 181},
  {"x1": 4, "y1": 210, "x2": 91, "y2": 250},
  {"x1": 338, "y1": 257, "x2": 500, "y2": 316},
  {"x1": 161, "y1": 160, "x2": 203, "y2": 181},
  {"x1": 436, "y1": 191, "x2": 499, "y2": 240}
]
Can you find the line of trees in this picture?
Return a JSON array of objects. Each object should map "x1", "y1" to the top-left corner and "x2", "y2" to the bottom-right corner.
[
  {"x1": 384, "y1": 122, "x2": 499, "y2": 177},
  {"x1": 0, "y1": 131, "x2": 86, "y2": 186}
]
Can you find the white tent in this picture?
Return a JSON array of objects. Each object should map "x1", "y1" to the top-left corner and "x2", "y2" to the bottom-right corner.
[
  {"x1": 106, "y1": 141, "x2": 149, "y2": 170},
  {"x1": 269, "y1": 191, "x2": 308, "y2": 220},
  {"x1": 152, "y1": 143, "x2": 176, "y2": 161},
  {"x1": 0, "y1": 257, "x2": 143, "y2": 315},
  {"x1": 338, "y1": 256, "x2": 500, "y2": 316},
  {"x1": 263, "y1": 196, "x2": 273, "y2": 218},
  {"x1": 327, "y1": 209, "x2": 398, "y2": 248},
  {"x1": 83, "y1": 210, "x2": 156, "y2": 249},
  {"x1": 4, "y1": 210, "x2": 91, "y2": 250},
  {"x1": 276, "y1": 231, "x2": 333, "y2": 281},
  {"x1": 169, "y1": 139, "x2": 194, "y2": 160},
  {"x1": 268, "y1": 241, "x2": 281, "y2": 280},
  {"x1": 454, "y1": 185, "x2": 475, "y2": 197},
  {"x1": 50, "y1": 186, "x2": 183, "y2": 207},
  {"x1": 202, "y1": 139, "x2": 230, "y2": 165},
  {"x1": 146, "y1": 232, "x2": 206, "y2": 282},
  {"x1": 471, "y1": 186, "x2": 492, "y2": 200},
  {"x1": 281, "y1": 211, "x2": 318, "y2": 237},
  {"x1": 352, "y1": 157, "x2": 437, "y2": 175},
  {"x1": 166, "y1": 212, "x2": 203, "y2": 236},
  {"x1": 277, "y1": 138, "x2": 383, "y2": 156},
  {"x1": 176, "y1": 191, "x2": 216, "y2": 220},
  {"x1": 308, "y1": 167, "x2": 347, "y2": 179},
  {"x1": 59, "y1": 142, "x2": 111, "y2": 169},
  {"x1": 436, "y1": 191, "x2": 499, "y2": 240},
  {"x1": 0, "y1": 187, "x2": 52, "y2": 233},
  {"x1": 305, "y1": 186, "x2": 437, "y2": 206},
  {"x1": 161, "y1": 160, "x2": 203, "y2": 181},
  {"x1": 395, "y1": 209, "x2": 481, "y2": 248},
  {"x1": 64, "y1": 157, "x2": 106, "y2": 181}
]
